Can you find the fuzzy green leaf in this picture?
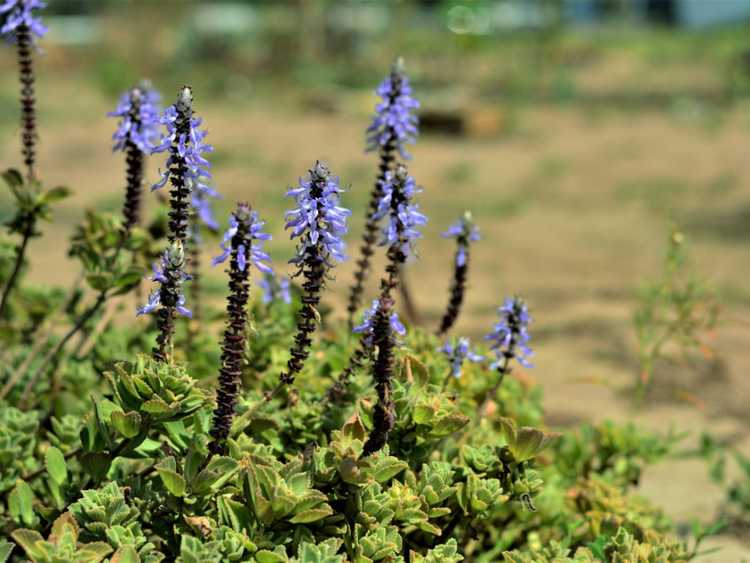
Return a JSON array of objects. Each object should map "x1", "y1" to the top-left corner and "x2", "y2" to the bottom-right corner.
[{"x1": 45, "y1": 446, "x2": 68, "y2": 485}]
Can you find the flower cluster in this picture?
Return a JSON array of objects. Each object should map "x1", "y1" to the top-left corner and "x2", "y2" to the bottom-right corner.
[
  {"x1": 486, "y1": 297, "x2": 533, "y2": 370},
  {"x1": 440, "y1": 337, "x2": 484, "y2": 378},
  {"x1": 212, "y1": 209, "x2": 272, "y2": 273},
  {"x1": 285, "y1": 161, "x2": 350, "y2": 268},
  {"x1": 259, "y1": 272, "x2": 291, "y2": 305},
  {"x1": 137, "y1": 243, "x2": 191, "y2": 318},
  {"x1": 374, "y1": 165, "x2": 427, "y2": 258},
  {"x1": 442, "y1": 212, "x2": 480, "y2": 267},
  {"x1": 152, "y1": 86, "x2": 220, "y2": 231},
  {"x1": 353, "y1": 299, "x2": 406, "y2": 347},
  {"x1": 0, "y1": 0, "x2": 46, "y2": 43},
  {"x1": 108, "y1": 85, "x2": 161, "y2": 153},
  {"x1": 366, "y1": 58, "x2": 420, "y2": 158}
]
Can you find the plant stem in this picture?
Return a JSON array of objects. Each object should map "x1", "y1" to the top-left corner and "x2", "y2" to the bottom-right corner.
[
  {"x1": 0, "y1": 217, "x2": 34, "y2": 319},
  {"x1": 347, "y1": 134, "x2": 396, "y2": 326}
]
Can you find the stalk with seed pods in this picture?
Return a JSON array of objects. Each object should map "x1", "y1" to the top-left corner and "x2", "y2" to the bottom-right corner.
[
  {"x1": 438, "y1": 212, "x2": 480, "y2": 336},
  {"x1": 208, "y1": 203, "x2": 271, "y2": 456}
]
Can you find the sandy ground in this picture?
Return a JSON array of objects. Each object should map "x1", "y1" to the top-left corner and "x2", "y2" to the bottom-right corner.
[{"x1": 2, "y1": 74, "x2": 750, "y2": 558}]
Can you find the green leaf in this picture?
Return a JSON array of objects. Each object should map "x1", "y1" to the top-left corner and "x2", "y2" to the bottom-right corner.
[
  {"x1": 289, "y1": 505, "x2": 334, "y2": 524},
  {"x1": 110, "y1": 411, "x2": 141, "y2": 438},
  {"x1": 156, "y1": 466, "x2": 186, "y2": 497},
  {"x1": 1, "y1": 168, "x2": 23, "y2": 189},
  {"x1": 45, "y1": 446, "x2": 68, "y2": 485},
  {"x1": 142, "y1": 397, "x2": 171, "y2": 415},
  {"x1": 498, "y1": 417, "x2": 561, "y2": 462},
  {"x1": 111, "y1": 545, "x2": 140, "y2": 563},
  {"x1": 41, "y1": 185, "x2": 71, "y2": 204},
  {"x1": 255, "y1": 547, "x2": 289, "y2": 563},
  {"x1": 9, "y1": 529, "x2": 43, "y2": 559},
  {"x1": 0, "y1": 540, "x2": 14, "y2": 563},
  {"x1": 9, "y1": 481, "x2": 35, "y2": 526}
]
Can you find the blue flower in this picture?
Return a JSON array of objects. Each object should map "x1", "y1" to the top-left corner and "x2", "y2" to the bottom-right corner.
[
  {"x1": 374, "y1": 165, "x2": 427, "y2": 257},
  {"x1": 440, "y1": 337, "x2": 484, "y2": 378},
  {"x1": 108, "y1": 84, "x2": 161, "y2": 154},
  {"x1": 212, "y1": 208, "x2": 272, "y2": 273},
  {"x1": 353, "y1": 299, "x2": 406, "y2": 347},
  {"x1": 151, "y1": 86, "x2": 220, "y2": 229},
  {"x1": 285, "y1": 161, "x2": 351, "y2": 267},
  {"x1": 137, "y1": 243, "x2": 192, "y2": 318},
  {"x1": 442, "y1": 213, "x2": 480, "y2": 267},
  {"x1": 366, "y1": 58, "x2": 420, "y2": 158},
  {"x1": 0, "y1": 0, "x2": 47, "y2": 43},
  {"x1": 259, "y1": 272, "x2": 291, "y2": 305},
  {"x1": 485, "y1": 297, "x2": 533, "y2": 370}
]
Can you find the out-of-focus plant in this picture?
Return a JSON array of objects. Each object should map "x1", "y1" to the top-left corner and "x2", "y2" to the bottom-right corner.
[{"x1": 634, "y1": 228, "x2": 719, "y2": 395}]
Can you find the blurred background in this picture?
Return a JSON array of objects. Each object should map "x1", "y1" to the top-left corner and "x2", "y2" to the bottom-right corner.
[{"x1": 2, "y1": 1, "x2": 750, "y2": 557}]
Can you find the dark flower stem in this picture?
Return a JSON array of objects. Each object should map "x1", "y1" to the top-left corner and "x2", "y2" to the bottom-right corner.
[
  {"x1": 153, "y1": 89, "x2": 194, "y2": 361},
  {"x1": 438, "y1": 243, "x2": 469, "y2": 336},
  {"x1": 280, "y1": 253, "x2": 326, "y2": 387},
  {"x1": 325, "y1": 341, "x2": 372, "y2": 403},
  {"x1": 0, "y1": 24, "x2": 39, "y2": 319},
  {"x1": 362, "y1": 297, "x2": 397, "y2": 456},
  {"x1": 121, "y1": 90, "x2": 145, "y2": 237},
  {"x1": 187, "y1": 221, "x2": 202, "y2": 344},
  {"x1": 347, "y1": 138, "x2": 396, "y2": 326},
  {"x1": 166, "y1": 92, "x2": 193, "y2": 245},
  {"x1": 17, "y1": 24, "x2": 38, "y2": 182},
  {"x1": 209, "y1": 204, "x2": 253, "y2": 456}
]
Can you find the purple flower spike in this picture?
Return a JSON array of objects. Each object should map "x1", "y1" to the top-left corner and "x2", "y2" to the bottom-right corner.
[
  {"x1": 285, "y1": 160, "x2": 351, "y2": 268},
  {"x1": 151, "y1": 86, "x2": 220, "y2": 231},
  {"x1": 440, "y1": 337, "x2": 484, "y2": 378},
  {"x1": 259, "y1": 272, "x2": 292, "y2": 305},
  {"x1": 442, "y1": 212, "x2": 480, "y2": 267},
  {"x1": 374, "y1": 165, "x2": 427, "y2": 258},
  {"x1": 366, "y1": 58, "x2": 420, "y2": 159},
  {"x1": 485, "y1": 296, "x2": 534, "y2": 371},
  {"x1": 353, "y1": 299, "x2": 406, "y2": 347},
  {"x1": 212, "y1": 209, "x2": 272, "y2": 273},
  {"x1": 108, "y1": 84, "x2": 161, "y2": 154},
  {"x1": 1, "y1": 0, "x2": 47, "y2": 43}
]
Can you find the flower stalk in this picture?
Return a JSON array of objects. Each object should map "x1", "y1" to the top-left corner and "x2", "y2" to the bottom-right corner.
[
  {"x1": 480, "y1": 297, "x2": 534, "y2": 413},
  {"x1": 362, "y1": 297, "x2": 397, "y2": 456},
  {"x1": 438, "y1": 212, "x2": 480, "y2": 336},
  {"x1": 209, "y1": 203, "x2": 271, "y2": 455},
  {"x1": 347, "y1": 58, "x2": 419, "y2": 326},
  {"x1": 109, "y1": 84, "x2": 160, "y2": 237},
  {"x1": 280, "y1": 161, "x2": 350, "y2": 387},
  {"x1": 0, "y1": 0, "x2": 46, "y2": 319}
]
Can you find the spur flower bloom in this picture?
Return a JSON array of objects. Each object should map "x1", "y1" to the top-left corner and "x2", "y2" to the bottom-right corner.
[
  {"x1": 366, "y1": 58, "x2": 420, "y2": 158},
  {"x1": 212, "y1": 208, "x2": 272, "y2": 273},
  {"x1": 442, "y1": 213, "x2": 480, "y2": 267},
  {"x1": 280, "y1": 161, "x2": 351, "y2": 387},
  {"x1": 440, "y1": 337, "x2": 484, "y2": 378},
  {"x1": 374, "y1": 165, "x2": 427, "y2": 258},
  {"x1": 353, "y1": 299, "x2": 406, "y2": 347},
  {"x1": 151, "y1": 86, "x2": 220, "y2": 232},
  {"x1": 285, "y1": 160, "x2": 351, "y2": 268},
  {"x1": 108, "y1": 84, "x2": 161, "y2": 153},
  {"x1": 137, "y1": 245, "x2": 192, "y2": 319},
  {"x1": 486, "y1": 297, "x2": 534, "y2": 370},
  {"x1": 259, "y1": 272, "x2": 292, "y2": 305},
  {"x1": 0, "y1": 0, "x2": 47, "y2": 43}
]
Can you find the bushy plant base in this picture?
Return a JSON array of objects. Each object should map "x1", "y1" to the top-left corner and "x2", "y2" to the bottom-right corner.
[{"x1": 0, "y1": 296, "x2": 696, "y2": 562}]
